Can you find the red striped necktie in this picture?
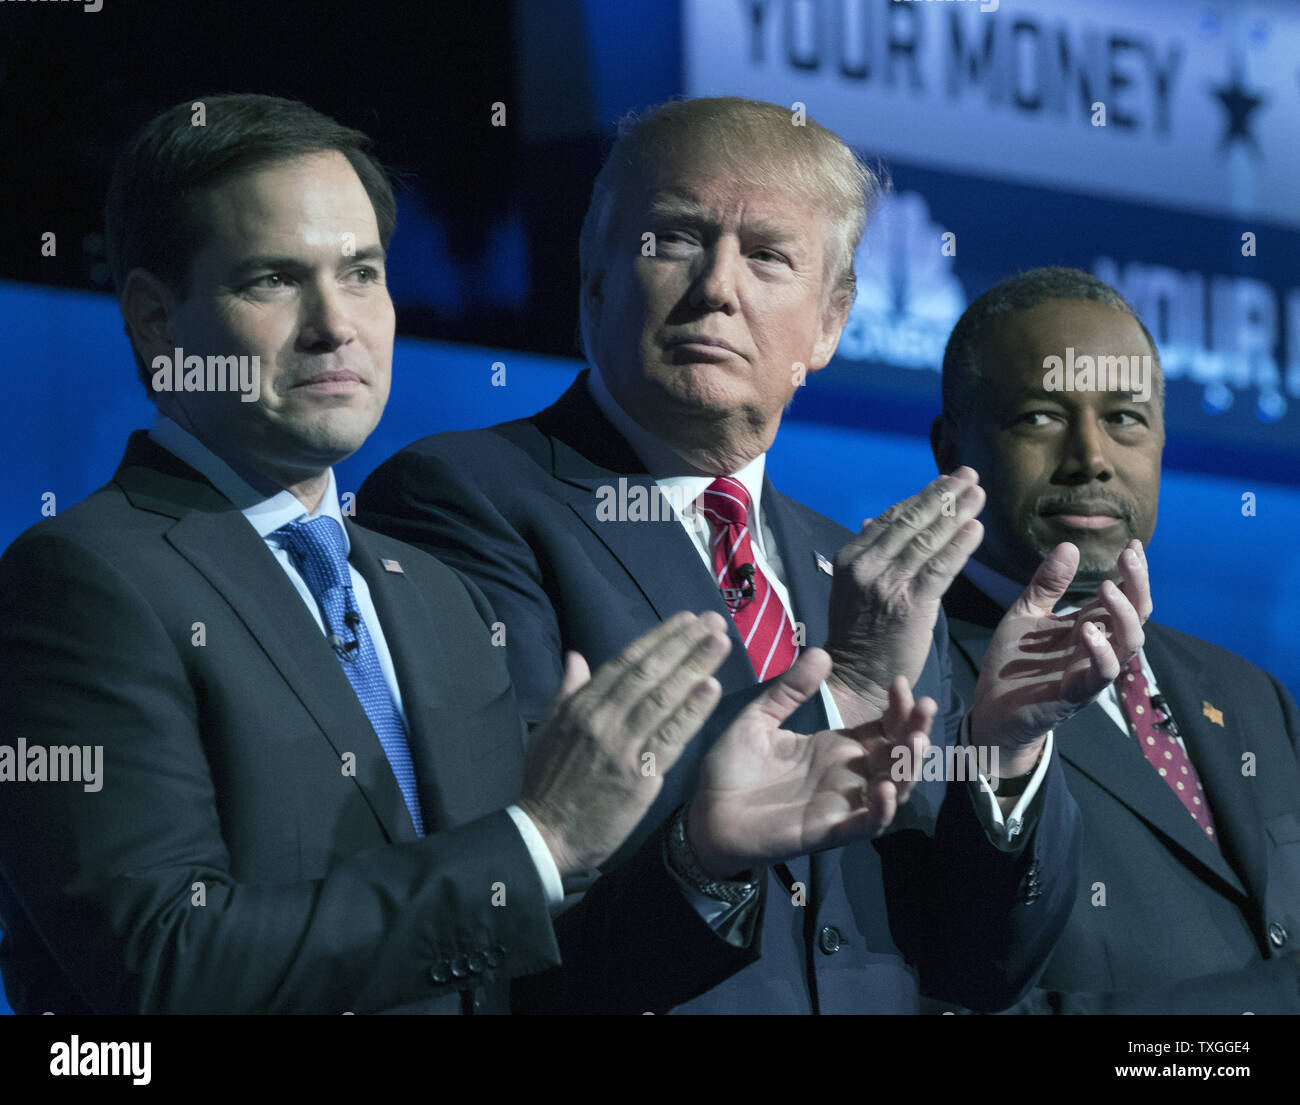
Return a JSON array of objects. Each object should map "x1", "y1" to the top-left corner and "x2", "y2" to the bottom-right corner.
[{"x1": 696, "y1": 476, "x2": 798, "y2": 681}]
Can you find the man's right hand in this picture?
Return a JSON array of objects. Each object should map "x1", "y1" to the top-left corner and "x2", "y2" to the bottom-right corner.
[
  {"x1": 825, "y1": 467, "x2": 985, "y2": 726},
  {"x1": 518, "y1": 611, "x2": 731, "y2": 877}
]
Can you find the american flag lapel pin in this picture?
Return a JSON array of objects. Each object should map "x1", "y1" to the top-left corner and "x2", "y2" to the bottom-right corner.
[
  {"x1": 815, "y1": 551, "x2": 834, "y2": 577},
  {"x1": 380, "y1": 558, "x2": 405, "y2": 574}
]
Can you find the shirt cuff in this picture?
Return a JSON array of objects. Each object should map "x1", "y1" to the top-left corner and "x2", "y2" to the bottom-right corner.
[
  {"x1": 664, "y1": 859, "x2": 760, "y2": 935},
  {"x1": 962, "y1": 720, "x2": 1054, "y2": 850},
  {"x1": 505, "y1": 803, "x2": 567, "y2": 912}
]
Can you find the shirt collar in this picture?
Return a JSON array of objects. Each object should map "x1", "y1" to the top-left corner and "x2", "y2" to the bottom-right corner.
[
  {"x1": 147, "y1": 410, "x2": 348, "y2": 548},
  {"x1": 586, "y1": 367, "x2": 768, "y2": 520}
]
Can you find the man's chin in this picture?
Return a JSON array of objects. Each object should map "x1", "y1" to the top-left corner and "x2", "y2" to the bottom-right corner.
[
  {"x1": 270, "y1": 412, "x2": 378, "y2": 467},
  {"x1": 1025, "y1": 534, "x2": 1124, "y2": 592},
  {"x1": 657, "y1": 364, "x2": 751, "y2": 408}
]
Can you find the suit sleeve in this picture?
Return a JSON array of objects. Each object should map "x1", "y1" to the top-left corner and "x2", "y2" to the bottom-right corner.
[
  {"x1": 0, "y1": 531, "x2": 561, "y2": 1014},
  {"x1": 875, "y1": 610, "x2": 1083, "y2": 1012},
  {"x1": 408, "y1": 537, "x2": 770, "y2": 1013},
  {"x1": 878, "y1": 749, "x2": 1081, "y2": 1012}
]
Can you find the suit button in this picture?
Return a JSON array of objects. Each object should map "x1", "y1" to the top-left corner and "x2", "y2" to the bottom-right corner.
[
  {"x1": 818, "y1": 925, "x2": 843, "y2": 955},
  {"x1": 451, "y1": 954, "x2": 471, "y2": 978},
  {"x1": 429, "y1": 961, "x2": 451, "y2": 984},
  {"x1": 1268, "y1": 921, "x2": 1288, "y2": 948},
  {"x1": 484, "y1": 942, "x2": 507, "y2": 967},
  {"x1": 466, "y1": 952, "x2": 486, "y2": 973}
]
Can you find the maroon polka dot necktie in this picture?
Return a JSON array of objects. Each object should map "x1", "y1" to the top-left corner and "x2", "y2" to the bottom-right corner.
[{"x1": 1115, "y1": 654, "x2": 1219, "y2": 848}]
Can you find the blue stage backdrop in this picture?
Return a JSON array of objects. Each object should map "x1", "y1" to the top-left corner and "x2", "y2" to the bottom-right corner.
[{"x1": 3, "y1": 276, "x2": 1297, "y2": 682}]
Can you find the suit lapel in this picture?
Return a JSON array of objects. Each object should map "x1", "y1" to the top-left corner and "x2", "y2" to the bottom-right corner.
[
  {"x1": 1143, "y1": 624, "x2": 1265, "y2": 901},
  {"x1": 543, "y1": 380, "x2": 757, "y2": 690},
  {"x1": 761, "y1": 481, "x2": 839, "y2": 909},
  {"x1": 761, "y1": 480, "x2": 832, "y2": 651},
  {"x1": 116, "y1": 434, "x2": 420, "y2": 845},
  {"x1": 1059, "y1": 700, "x2": 1246, "y2": 894},
  {"x1": 348, "y1": 522, "x2": 504, "y2": 830}
]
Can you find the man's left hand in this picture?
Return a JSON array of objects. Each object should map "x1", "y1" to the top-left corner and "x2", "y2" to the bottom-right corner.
[
  {"x1": 687, "y1": 649, "x2": 937, "y2": 879},
  {"x1": 970, "y1": 539, "x2": 1151, "y2": 777}
]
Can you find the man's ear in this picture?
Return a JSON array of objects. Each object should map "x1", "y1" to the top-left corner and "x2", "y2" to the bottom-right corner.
[
  {"x1": 121, "y1": 267, "x2": 177, "y2": 368},
  {"x1": 579, "y1": 266, "x2": 605, "y2": 359},
  {"x1": 930, "y1": 413, "x2": 960, "y2": 474},
  {"x1": 809, "y1": 287, "x2": 853, "y2": 372},
  {"x1": 582, "y1": 266, "x2": 604, "y2": 322}
]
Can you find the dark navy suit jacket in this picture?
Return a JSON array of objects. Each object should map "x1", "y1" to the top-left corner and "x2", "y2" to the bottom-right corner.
[
  {"x1": 944, "y1": 573, "x2": 1300, "y2": 1014},
  {"x1": 0, "y1": 433, "x2": 751, "y2": 1014},
  {"x1": 359, "y1": 372, "x2": 1082, "y2": 1013}
]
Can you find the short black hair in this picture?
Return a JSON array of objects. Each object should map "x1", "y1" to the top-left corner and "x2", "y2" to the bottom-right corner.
[
  {"x1": 105, "y1": 94, "x2": 396, "y2": 390},
  {"x1": 940, "y1": 266, "x2": 1162, "y2": 426}
]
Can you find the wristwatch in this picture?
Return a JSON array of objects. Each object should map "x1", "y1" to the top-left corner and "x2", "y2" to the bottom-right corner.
[
  {"x1": 986, "y1": 742, "x2": 1046, "y2": 797},
  {"x1": 663, "y1": 804, "x2": 758, "y2": 905}
]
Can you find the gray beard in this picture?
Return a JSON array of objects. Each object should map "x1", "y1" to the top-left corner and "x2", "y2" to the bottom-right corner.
[{"x1": 1023, "y1": 527, "x2": 1135, "y2": 599}]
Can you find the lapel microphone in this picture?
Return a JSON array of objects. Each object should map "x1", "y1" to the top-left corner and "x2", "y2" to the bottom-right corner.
[
  {"x1": 722, "y1": 562, "x2": 756, "y2": 612},
  {"x1": 1150, "y1": 694, "x2": 1181, "y2": 738}
]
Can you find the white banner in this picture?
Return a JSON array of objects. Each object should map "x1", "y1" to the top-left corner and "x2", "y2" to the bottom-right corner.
[{"x1": 684, "y1": 0, "x2": 1300, "y2": 227}]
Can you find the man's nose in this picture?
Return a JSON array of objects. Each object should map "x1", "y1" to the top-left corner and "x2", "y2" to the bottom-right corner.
[
  {"x1": 689, "y1": 240, "x2": 741, "y2": 313},
  {"x1": 1057, "y1": 416, "x2": 1112, "y2": 482},
  {"x1": 297, "y1": 282, "x2": 358, "y2": 349}
]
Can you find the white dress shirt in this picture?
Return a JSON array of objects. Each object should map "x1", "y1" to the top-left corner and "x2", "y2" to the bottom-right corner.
[
  {"x1": 585, "y1": 371, "x2": 1052, "y2": 852},
  {"x1": 147, "y1": 412, "x2": 566, "y2": 909}
]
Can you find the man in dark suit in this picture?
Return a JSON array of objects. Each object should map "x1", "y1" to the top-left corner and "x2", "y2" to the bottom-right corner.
[
  {"x1": 360, "y1": 98, "x2": 1150, "y2": 1013},
  {"x1": 931, "y1": 265, "x2": 1300, "y2": 1013},
  {"x1": 0, "y1": 95, "x2": 939, "y2": 1015}
]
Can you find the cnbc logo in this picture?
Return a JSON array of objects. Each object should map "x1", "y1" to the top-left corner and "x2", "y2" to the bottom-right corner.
[{"x1": 838, "y1": 191, "x2": 965, "y2": 370}]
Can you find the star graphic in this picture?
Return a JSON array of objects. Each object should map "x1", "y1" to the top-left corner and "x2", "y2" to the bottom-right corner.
[
  {"x1": 1201, "y1": 701, "x2": 1225, "y2": 727},
  {"x1": 1211, "y1": 63, "x2": 1267, "y2": 152}
]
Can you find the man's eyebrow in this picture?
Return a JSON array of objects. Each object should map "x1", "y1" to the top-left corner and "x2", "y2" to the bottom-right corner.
[
  {"x1": 228, "y1": 255, "x2": 307, "y2": 276},
  {"x1": 228, "y1": 245, "x2": 386, "y2": 275},
  {"x1": 646, "y1": 198, "x2": 714, "y2": 224},
  {"x1": 1011, "y1": 384, "x2": 1146, "y2": 403},
  {"x1": 343, "y1": 244, "x2": 387, "y2": 265},
  {"x1": 645, "y1": 200, "x2": 804, "y2": 247}
]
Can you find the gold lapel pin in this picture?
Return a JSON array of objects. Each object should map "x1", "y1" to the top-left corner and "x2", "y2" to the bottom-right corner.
[{"x1": 1201, "y1": 701, "x2": 1224, "y2": 727}]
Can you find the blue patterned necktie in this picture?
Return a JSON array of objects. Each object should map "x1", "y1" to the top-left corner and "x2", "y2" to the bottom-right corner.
[{"x1": 275, "y1": 515, "x2": 425, "y2": 838}]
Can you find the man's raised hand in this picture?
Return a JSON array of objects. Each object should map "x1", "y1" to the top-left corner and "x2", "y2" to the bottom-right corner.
[
  {"x1": 687, "y1": 648, "x2": 938, "y2": 879},
  {"x1": 826, "y1": 467, "x2": 984, "y2": 727},
  {"x1": 518, "y1": 611, "x2": 731, "y2": 876},
  {"x1": 970, "y1": 540, "x2": 1150, "y2": 777}
]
